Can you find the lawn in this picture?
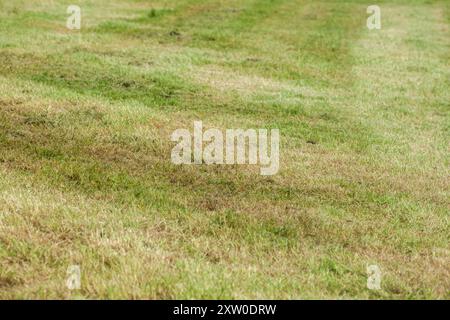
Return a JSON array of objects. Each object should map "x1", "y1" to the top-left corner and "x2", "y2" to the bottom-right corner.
[{"x1": 0, "y1": 0, "x2": 448, "y2": 299}]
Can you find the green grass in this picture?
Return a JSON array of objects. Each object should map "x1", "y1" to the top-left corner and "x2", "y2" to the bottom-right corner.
[{"x1": 0, "y1": 0, "x2": 449, "y2": 299}]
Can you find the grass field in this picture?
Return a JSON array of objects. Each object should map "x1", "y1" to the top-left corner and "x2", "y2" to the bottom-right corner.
[{"x1": 0, "y1": 0, "x2": 449, "y2": 299}]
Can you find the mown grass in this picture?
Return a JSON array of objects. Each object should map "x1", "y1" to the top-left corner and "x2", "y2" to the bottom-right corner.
[{"x1": 0, "y1": 0, "x2": 449, "y2": 299}]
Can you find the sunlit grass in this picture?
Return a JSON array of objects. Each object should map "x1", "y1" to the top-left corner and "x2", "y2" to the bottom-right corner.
[{"x1": 0, "y1": 0, "x2": 448, "y2": 299}]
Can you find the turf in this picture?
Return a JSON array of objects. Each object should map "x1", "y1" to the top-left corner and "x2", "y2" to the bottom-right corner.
[{"x1": 0, "y1": 0, "x2": 448, "y2": 299}]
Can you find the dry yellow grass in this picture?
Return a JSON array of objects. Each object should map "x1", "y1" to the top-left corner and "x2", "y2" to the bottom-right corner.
[{"x1": 0, "y1": 0, "x2": 448, "y2": 299}]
